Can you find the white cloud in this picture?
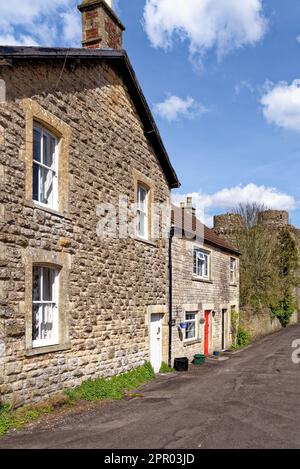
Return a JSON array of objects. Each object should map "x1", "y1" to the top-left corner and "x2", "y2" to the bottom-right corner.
[
  {"x1": 173, "y1": 183, "x2": 297, "y2": 227},
  {"x1": 261, "y1": 79, "x2": 300, "y2": 133},
  {"x1": 296, "y1": 34, "x2": 300, "y2": 44},
  {"x1": 143, "y1": 0, "x2": 267, "y2": 65},
  {"x1": 61, "y1": 9, "x2": 82, "y2": 46},
  {"x1": 0, "y1": 34, "x2": 39, "y2": 47},
  {"x1": 153, "y1": 95, "x2": 207, "y2": 121},
  {"x1": 0, "y1": 0, "x2": 79, "y2": 46}
]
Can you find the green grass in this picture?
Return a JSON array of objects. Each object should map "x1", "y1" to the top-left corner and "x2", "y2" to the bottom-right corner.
[
  {"x1": 159, "y1": 362, "x2": 174, "y2": 373},
  {"x1": 0, "y1": 362, "x2": 155, "y2": 436},
  {"x1": 231, "y1": 327, "x2": 252, "y2": 350},
  {"x1": 65, "y1": 362, "x2": 155, "y2": 401},
  {"x1": 0, "y1": 402, "x2": 55, "y2": 436}
]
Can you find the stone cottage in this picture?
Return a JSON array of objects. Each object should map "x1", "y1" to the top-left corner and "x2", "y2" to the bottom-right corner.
[
  {"x1": 0, "y1": 0, "x2": 180, "y2": 405},
  {"x1": 170, "y1": 200, "x2": 240, "y2": 363}
]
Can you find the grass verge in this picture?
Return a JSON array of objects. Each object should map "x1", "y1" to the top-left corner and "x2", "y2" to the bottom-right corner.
[
  {"x1": 65, "y1": 361, "x2": 155, "y2": 401},
  {"x1": 0, "y1": 362, "x2": 155, "y2": 436},
  {"x1": 159, "y1": 362, "x2": 174, "y2": 373}
]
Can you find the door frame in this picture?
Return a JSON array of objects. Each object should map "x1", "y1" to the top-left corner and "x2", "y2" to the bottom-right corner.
[
  {"x1": 204, "y1": 310, "x2": 210, "y2": 355},
  {"x1": 150, "y1": 313, "x2": 163, "y2": 373},
  {"x1": 221, "y1": 308, "x2": 227, "y2": 351},
  {"x1": 147, "y1": 305, "x2": 168, "y2": 371}
]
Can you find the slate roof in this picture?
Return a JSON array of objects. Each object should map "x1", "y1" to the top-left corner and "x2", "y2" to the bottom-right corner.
[{"x1": 172, "y1": 205, "x2": 240, "y2": 255}]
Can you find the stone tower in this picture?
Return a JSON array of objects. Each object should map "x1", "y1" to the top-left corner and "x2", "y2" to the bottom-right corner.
[{"x1": 257, "y1": 210, "x2": 289, "y2": 228}]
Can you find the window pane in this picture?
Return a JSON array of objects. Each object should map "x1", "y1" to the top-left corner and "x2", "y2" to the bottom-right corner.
[
  {"x1": 33, "y1": 304, "x2": 55, "y2": 342},
  {"x1": 137, "y1": 211, "x2": 146, "y2": 238},
  {"x1": 42, "y1": 267, "x2": 55, "y2": 301},
  {"x1": 32, "y1": 303, "x2": 40, "y2": 341},
  {"x1": 33, "y1": 128, "x2": 41, "y2": 162},
  {"x1": 197, "y1": 257, "x2": 204, "y2": 276},
  {"x1": 204, "y1": 255, "x2": 208, "y2": 276},
  {"x1": 186, "y1": 313, "x2": 196, "y2": 321},
  {"x1": 40, "y1": 304, "x2": 55, "y2": 341},
  {"x1": 138, "y1": 185, "x2": 147, "y2": 211},
  {"x1": 43, "y1": 133, "x2": 55, "y2": 169},
  {"x1": 186, "y1": 322, "x2": 195, "y2": 340},
  {"x1": 32, "y1": 162, "x2": 39, "y2": 202},
  {"x1": 40, "y1": 166, "x2": 54, "y2": 206},
  {"x1": 32, "y1": 266, "x2": 41, "y2": 301}
]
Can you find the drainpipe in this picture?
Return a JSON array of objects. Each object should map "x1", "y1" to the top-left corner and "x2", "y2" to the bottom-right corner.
[{"x1": 168, "y1": 224, "x2": 175, "y2": 368}]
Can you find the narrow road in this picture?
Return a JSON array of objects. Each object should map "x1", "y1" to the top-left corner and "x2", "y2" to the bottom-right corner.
[{"x1": 1, "y1": 324, "x2": 300, "y2": 449}]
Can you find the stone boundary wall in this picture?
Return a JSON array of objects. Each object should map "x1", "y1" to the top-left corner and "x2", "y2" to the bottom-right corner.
[{"x1": 239, "y1": 307, "x2": 298, "y2": 341}]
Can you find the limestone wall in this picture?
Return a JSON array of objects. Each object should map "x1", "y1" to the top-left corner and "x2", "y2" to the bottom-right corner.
[
  {"x1": 239, "y1": 307, "x2": 298, "y2": 341},
  {"x1": 171, "y1": 237, "x2": 239, "y2": 363},
  {"x1": 0, "y1": 60, "x2": 170, "y2": 405}
]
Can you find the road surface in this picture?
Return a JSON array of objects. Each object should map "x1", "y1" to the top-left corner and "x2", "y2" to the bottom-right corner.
[{"x1": 1, "y1": 324, "x2": 300, "y2": 449}]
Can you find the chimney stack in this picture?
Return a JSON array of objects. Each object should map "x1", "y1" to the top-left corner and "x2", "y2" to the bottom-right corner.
[
  {"x1": 186, "y1": 197, "x2": 196, "y2": 217},
  {"x1": 78, "y1": 0, "x2": 125, "y2": 50}
]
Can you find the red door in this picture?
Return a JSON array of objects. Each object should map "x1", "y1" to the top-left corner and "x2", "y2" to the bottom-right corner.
[{"x1": 204, "y1": 311, "x2": 210, "y2": 355}]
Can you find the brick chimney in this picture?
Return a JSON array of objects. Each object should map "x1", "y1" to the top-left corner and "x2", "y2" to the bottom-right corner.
[
  {"x1": 179, "y1": 197, "x2": 197, "y2": 234},
  {"x1": 78, "y1": 0, "x2": 125, "y2": 50}
]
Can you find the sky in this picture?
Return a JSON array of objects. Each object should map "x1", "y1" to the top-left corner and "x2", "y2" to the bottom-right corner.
[{"x1": 1, "y1": 0, "x2": 300, "y2": 227}]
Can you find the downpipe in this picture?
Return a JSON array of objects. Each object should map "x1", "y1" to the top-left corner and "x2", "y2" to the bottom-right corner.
[{"x1": 168, "y1": 225, "x2": 175, "y2": 368}]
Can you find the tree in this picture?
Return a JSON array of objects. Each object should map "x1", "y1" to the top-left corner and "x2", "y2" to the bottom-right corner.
[
  {"x1": 270, "y1": 228, "x2": 299, "y2": 327},
  {"x1": 232, "y1": 205, "x2": 299, "y2": 327},
  {"x1": 232, "y1": 203, "x2": 279, "y2": 308}
]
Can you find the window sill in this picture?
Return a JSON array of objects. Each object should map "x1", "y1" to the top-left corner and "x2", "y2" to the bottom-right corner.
[
  {"x1": 183, "y1": 339, "x2": 202, "y2": 347},
  {"x1": 134, "y1": 236, "x2": 157, "y2": 247},
  {"x1": 192, "y1": 277, "x2": 213, "y2": 284},
  {"x1": 25, "y1": 342, "x2": 71, "y2": 357},
  {"x1": 229, "y1": 283, "x2": 238, "y2": 287},
  {"x1": 25, "y1": 200, "x2": 71, "y2": 221}
]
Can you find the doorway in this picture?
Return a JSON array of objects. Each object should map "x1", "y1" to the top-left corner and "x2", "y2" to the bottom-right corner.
[
  {"x1": 204, "y1": 310, "x2": 210, "y2": 355},
  {"x1": 150, "y1": 314, "x2": 162, "y2": 372},
  {"x1": 222, "y1": 309, "x2": 227, "y2": 350}
]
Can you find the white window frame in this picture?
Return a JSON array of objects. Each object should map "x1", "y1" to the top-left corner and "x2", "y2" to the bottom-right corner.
[
  {"x1": 184, "y1": 311, "x2": 198, "y2": 342},
  {"x1": 33, "y1": 123, "x2": 59, "y2": 210},
  {"x1": 193, "y1": 248, "x2": 210, "y2": 279},
  {"x1": 230, "y1": 257, "x2": 237, "y2": 284},
  {"x1": 32, "y1": 266, "x2": 59, "y2": 348},
  {"x1": 137, "y1": 183, "x2": 149, "y2": 240}
]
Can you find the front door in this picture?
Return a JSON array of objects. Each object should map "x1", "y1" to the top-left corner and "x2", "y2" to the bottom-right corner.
[
  {"x1": 204, "y1": 310, "x2": 210, "y2": 355},
  {"x1": 150, "y1": 314, "x2": 162, "y2": 373},
  {"x1": 222, "y1": 309, "x2": 227, "y2": 350}
]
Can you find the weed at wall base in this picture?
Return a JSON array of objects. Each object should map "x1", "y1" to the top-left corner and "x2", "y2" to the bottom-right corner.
[{"x1": 0, "y1": 362, "x2": 155, "y2": 437}]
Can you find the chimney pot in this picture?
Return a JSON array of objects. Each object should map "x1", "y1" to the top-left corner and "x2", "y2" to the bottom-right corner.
[{"x1": 78, "y1": 0, "x2": 125, "y2": 50}]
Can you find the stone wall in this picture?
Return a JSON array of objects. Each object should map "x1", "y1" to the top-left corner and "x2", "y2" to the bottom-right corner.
[
  {"x1": 239, "y1": 307, "x2": 298, "y2": 341},
  {"x1": 171, "y1": 237, "x2": 239, "y2": 363},
  {"x1": 0, "y1": 59, "x2": 171, "y2": 405}
]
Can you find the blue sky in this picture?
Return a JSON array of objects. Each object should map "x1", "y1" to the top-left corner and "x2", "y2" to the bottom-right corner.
[{"x1": 2, "y1": 0, "x2": 300, "y2": 226}]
